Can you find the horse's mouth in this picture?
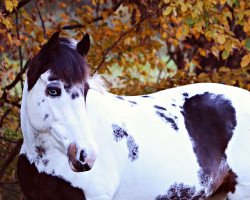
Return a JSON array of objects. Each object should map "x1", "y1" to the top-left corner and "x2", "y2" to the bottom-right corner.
[{"x1": 67, "y1": 143, "x2": 91, "y2": 172}]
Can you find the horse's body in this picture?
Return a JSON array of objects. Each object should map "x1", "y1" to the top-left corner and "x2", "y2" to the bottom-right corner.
[{"x1": 17, "y1": 32, "x2": 250, "y2": 200}]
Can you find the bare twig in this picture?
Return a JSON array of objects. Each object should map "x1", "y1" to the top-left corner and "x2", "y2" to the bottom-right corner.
[
  {"x1": 0, "y1": 108, "x2": 11, "y2": 129},
  {"x1": 3, "y1": 0, "x2": 31, "y2": 16},
  {"x1": 96, "y1": 0, "x2": 100, "y2": 19},
  {"x1": 4, "y1": 60, "x2": 29, "y2": 91},
  {"x1": 62, "y1": 2, "x2": 122, "y2": 30},
  {"x1": 93, "y1": 5, "x2": 167, "y2": 73},
  {"x1": 33, "y1": 0, "x2": 47, "y2": 39},
  {"x1": 62, "y1": 16, "x2": 104, "y2": 30},
  {"x1": 0, "y1": 98, "x2": 21, "y2": 109},
  {"x1": 0, "y1": 139, "x2": 23, "y2": 180},
  {"x1": 0, "y1": 136, "x2": 19, "y2": 144},
  {"x1": 15, "y1": 10, "x2": 24, "y2": 91},
  {"x1": 93, "y1": 18, "x2": 146, "y2": 73}
]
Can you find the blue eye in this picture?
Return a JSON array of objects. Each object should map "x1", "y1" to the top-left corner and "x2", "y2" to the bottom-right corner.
[{"x1": 46, "y1": 84, "x2": 61, "y2": 97}]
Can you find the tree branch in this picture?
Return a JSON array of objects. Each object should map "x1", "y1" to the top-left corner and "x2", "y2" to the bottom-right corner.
[
  {"x1": 0, "y1": 98, "x2": 21, "y2": 109},
  {"x1": 0, "y1": 139, "x2": 22, "y2": 180},
  {"x1": 4, "y1": 60, "x2": 29, "y2": 91},
  {"x1": 0, "y1": 136, "x2": 19, "y2": 144},
  {"x1": 62, "y1": 16, "x2": 103, "y2": 30},
  {"x1": 93, "y1": 4, "x2": 167, "y2": 73},
  {"x1": 62, "y1": 2, "x2": 122, "y2": 30},
  {"x1": 93, "y1": 18, "x2": 146, "y2": 73},
  {"x1": 0, "y1": 108, "x2": 11, "y2": 129},
  {"x1": 33, "y1": 0, "x2": 47, "y2": 39},
  {"x1": 3, "y1": 0, "x2": 31, "y2": 16},
  {"x1": 15, "y1": 10, "x2": 24, "y2": 90}
]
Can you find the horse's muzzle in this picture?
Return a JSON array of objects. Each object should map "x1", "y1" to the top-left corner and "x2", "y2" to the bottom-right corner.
[{"x1": 67, "y1": 143, "x2": 92, "y2": 172}]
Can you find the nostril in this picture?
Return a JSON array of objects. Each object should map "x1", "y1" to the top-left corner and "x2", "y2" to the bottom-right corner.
[{"x1": 79, "y1": 149, "x2": 87, "y2": 163}]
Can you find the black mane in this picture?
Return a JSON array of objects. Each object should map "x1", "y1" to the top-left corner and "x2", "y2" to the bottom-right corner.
[{"x1": 27, "y1": 38, "x2": 89, "y2": 90}]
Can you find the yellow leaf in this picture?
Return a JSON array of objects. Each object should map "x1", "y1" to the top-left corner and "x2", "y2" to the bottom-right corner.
[
  {"x1": 163, "y1": 7, "x2": 172, "y2": 16},
  {"x1": 2, "y1": 18, "x2": 12, "y2": 30},
  {"x1": 181, "y1": 4, "x2": 188, "y2": 12},
  {"x1": 4, "y1": 0, "x2": 14, "y2": 12},
  {"x1": 13, "y1": 0, "x2": 18, "y2": 7},
  {"x1": 211, "y1": 46, "x2": 219, "y2": 58},
  {"x1": 7, "y1": 33, "x2": 12, "y2": 44},
  {"x1": 224, "y1": 40, "x2": 232, "y2": 51},
  {"x1": 198, "y1": 48, "x2": 206, "y2": 56},
  {"x1": 217, "y1": 34, "x2": 226, "y2": 44},
  {"x1": 241, "y1": 54, "x2": 250, "y2": 68},
  {"x1": 222, "y1": 50, "x2": 230, "y2": 60},
  {"x1": 164, "y1": 0, "x2": 170, "y2": 3},
  {"x1": 162, "y1": 32, "x2": 167, "y2": 39}
]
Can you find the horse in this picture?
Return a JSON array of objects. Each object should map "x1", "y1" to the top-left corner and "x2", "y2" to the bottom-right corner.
[{"x1": 17, "y1": 31, "x2": 250, "y2": 200}]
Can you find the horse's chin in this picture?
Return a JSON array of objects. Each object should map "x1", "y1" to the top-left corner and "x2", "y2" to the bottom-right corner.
[{"x1": 69, "y1": 160, "x2": 91, "y2": 172}]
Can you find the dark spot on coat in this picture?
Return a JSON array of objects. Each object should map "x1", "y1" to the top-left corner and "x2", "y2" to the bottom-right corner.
[
  {"x1": 155, "y1": 183, "x2": 205, "y2": 200},
  {"x1": 141, "y1": 95, "x2": 151, "y2": 98},
  {"x1": 111, "y1": 124, "x2": 139, "y2": 162},
  {"x1": 37, "y1": 99, "x2": 45, "y2": 106},
  {"x1": 71, "y1": 92, "x2": 79, "y2": 99},
  {"x1": 116, "y1": 96, "x2": 124, "y2": 100},
  {"x1": 174, "y1": 116, "x2": 178, "y2": 119},
  {"x1": 43, "y1": 114, "x2": 49, "y2": 121},
  {"x1": 181, "y1": 92, "x2": 237, "y2": 193},
  {"x1": 127, "y1": 135, "x2": 139, "y2": 161},
  {"x1": 112, "y1": 124, "x2": 128, "y2": 141},
  {"x1": 182, "y1": 92, "x2": 189, "y2": 97},
  {"x1": 35, "y1": 146, "x2": 46, "y2": 159},
  {"x1": 42, "y1": 159, "x2": 49, "y2": 166},
  {"x1": 64, "y1": 84, "x2": 72, "y2": 93},
  {"x1": 154, "y1": 105, "x2": 167, "y2": 111},
  {"x1": 156, "y1": 111, "x2": 179, "y2": 131},
  {"x1": 129, "y1": 100, "x2": 137, "y2": 105},
  {"x1": 171, "y1": 103, "x2": 176, "y2": 107},
  {"x1": 17, "y1": 154, "x2": 86, "y2": 200}
]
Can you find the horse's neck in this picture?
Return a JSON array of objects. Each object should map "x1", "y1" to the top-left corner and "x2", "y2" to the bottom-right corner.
[{"x1": 86, "y1": 89, "x2": 130, "y2": 127}]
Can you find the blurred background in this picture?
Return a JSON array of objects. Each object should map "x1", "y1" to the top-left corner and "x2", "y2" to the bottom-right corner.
[{"x1": 0, "y1": 0, "x2": 249, "y2": 199}]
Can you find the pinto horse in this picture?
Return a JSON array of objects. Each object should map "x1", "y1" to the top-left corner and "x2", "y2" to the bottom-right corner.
[{"x1": 17, "y1": 31, "x2": 250, "y2": 200}]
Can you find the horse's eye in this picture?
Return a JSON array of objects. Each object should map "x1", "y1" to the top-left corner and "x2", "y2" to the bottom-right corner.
[{"x1": 46, "y1": 85, "x2": 61, "y2": 97}]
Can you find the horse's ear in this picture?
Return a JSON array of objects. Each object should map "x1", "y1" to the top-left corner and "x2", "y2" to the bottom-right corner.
[
  {"x1": 76, "y1": 33, "x2": 90, "y2": 56},
  {"x1": 46, "y1": 31, "x2": 60, "y2": 50}
]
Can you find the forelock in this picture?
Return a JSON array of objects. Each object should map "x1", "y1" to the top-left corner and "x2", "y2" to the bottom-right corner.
[{"x1": 27, "y1": 38, "x2": 89, "y2": 90}]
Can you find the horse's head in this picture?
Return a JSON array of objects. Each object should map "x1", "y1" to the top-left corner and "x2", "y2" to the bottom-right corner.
[{"x1": 22, "y1": 32, "x2": 97, "y2": 172}]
